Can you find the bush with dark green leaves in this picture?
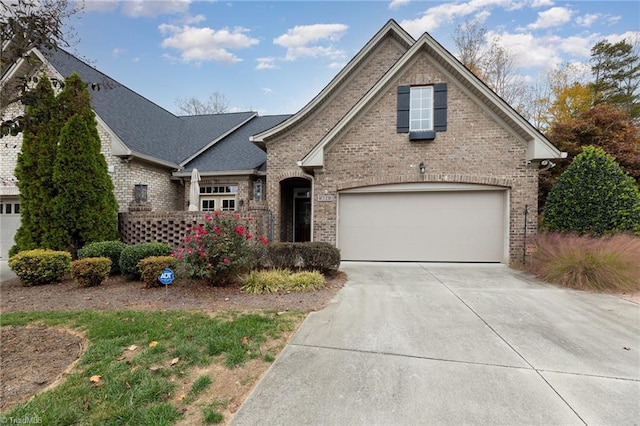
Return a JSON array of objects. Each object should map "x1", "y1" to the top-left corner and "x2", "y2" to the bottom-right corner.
[
  {"x1": 543, "y1": 146, "x2": 640, "y2": 236},
  {"x1": 266, "y1": 242, "x2": 340, "y2": 273},
  {"x1": 77, "y1": 240, "x2": 127, "y2": 275},
  {"x1": 119, "y1": 242, "x2": 173, "y2": 280},
  {"x1": 8, "y1": 249, "x2": 71, "y2": 286},
  {"x1": 70, "y1": 257, "x2": 111, "y2": 286}
]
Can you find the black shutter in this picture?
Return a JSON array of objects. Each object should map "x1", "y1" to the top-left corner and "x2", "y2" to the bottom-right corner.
[
  {"x1": 433, "y1": 83, "x2": 447, "y2": 132},
  {"x1": 397, "y1": 85, "x2": 410, "y2": 133}
]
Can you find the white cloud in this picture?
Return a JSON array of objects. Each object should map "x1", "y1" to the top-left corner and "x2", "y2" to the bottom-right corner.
[
  {"x1": 121, "y1": 0, "x2": 191, "y2": 17},
  {"x1": 487, "y1": 30, "x2": 598, "y2": 70},
  {"x1": 605, "y1": 30, "x2": 640, "y2": 45},
  {"x1": 527, "y1": 6, "x2": 573, "y2": 30},
  {"x1": 329, "y1": 61, "x2": 346, "y2": 69},
  {"x1": 159, "y1": 24, "x2": 259, "y2": 64},
  {"x1": 112, "y1": 48, "x2": 125, "y2": 57},
  {"x1": 256, "y1": 57, "x2": 277, "y2": 70},
  {"x1": 399, "y1": 0, "x2": 520, "y2": 37},
  {"x1": 531, "y1": 0, "x2": 554, "y2": 7},
  {"x1": 576, "y1": 13, "x2": 600, "y2": 27},
  {"x1": 262, "y1": 88, "x2": 274, "y2": 95},
  {"x1": 274, "y1": 23, "x2": 348, "y2": 61},
  {"x1": 389, "y1": 0, "x2": 410, "y2": 10}
]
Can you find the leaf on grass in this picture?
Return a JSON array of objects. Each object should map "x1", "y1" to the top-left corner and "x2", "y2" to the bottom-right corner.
[
  {"x1": 177, "y1": 393, "x2": 186, "y2": 401},
  {"x1": 89, "y1": 375, "x2": 101, "y2": 383},
  {"x1": 149, "y1": 365, "x2": 162, "y2": 372},
  {"x1": 170, "y1": 357, "x2": 179, "y2": 366},
  {"x1": 127, "y1": 345, "x2": 138, "y2": 351},
  {"x1": 83, "y1": 396, "x2": 91, "y2": 411},
  {"x1": 125, "y1": 381, "x2": 131, "y2": 389},
  {"x1": 241, "y1": 336, "x2": 249, "y2": 346},
  {"x1": 149, "y1": 341, "x2": 158, "y2": 348}
]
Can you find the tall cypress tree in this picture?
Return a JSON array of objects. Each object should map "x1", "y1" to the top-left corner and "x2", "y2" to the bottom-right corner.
[
  {"x1": 46, "y1": 73, "x2": 119, "y2": 255},
  {"x1": 12, "y1": 76, "x2": 61, "y2": 255}
]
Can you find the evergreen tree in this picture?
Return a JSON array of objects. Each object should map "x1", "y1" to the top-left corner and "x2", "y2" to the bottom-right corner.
[
  {"x1": 12, "y1": 76, "x2": 61, "y2": 254},
  {"x1": 590, "y1": 39, "x2": 640, "y2": 119},
  {"x1": 543, "y1": 146, "x2": 640, "y2": 236},
  {"x1": 49, "y1": 113, "x2": 119, "y2": 255}
]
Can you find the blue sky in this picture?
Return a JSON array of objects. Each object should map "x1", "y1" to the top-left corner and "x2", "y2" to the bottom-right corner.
[{"x1": 71, "y1": 0, "x2": 640, "y2": 116}]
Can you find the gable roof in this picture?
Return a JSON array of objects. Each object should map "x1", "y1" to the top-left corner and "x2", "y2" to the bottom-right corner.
[
  {"x1": 299, "y1": 24, "x2": 563, "y2": 167},
  {"x1": 32, "y1": 48, "x2": 260, "y2": 168},
  {"x1": 178, "y1": 114, "x2": 291, "y2": 176},
  {"x1": 251, "y1": 19, "x2": 414, "y2": 145}
]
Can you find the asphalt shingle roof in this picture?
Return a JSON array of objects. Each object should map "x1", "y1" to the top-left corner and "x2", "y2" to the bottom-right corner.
[
  {"x1": 184, "y1": 114, "x2": 291, "y2": 172},
  {"x1": 43, "y1": 48, "x2": 261, "y2": 167}
]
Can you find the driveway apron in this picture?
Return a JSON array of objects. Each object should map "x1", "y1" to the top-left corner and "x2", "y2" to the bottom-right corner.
[{"x1": 230, "y1": 263, "x2": 640, "y2": 425}]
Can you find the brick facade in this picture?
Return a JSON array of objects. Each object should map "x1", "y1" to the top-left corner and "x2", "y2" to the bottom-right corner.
[{"x1": 264, "y1": 34, "x2": 541, "y2": 265}]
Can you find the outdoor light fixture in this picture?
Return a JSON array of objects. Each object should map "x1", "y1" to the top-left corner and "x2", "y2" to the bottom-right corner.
[
  {"x1": 419, "y1": 162, "x2": 426, "y2": 174},
  {"x1": 134, "y1": 184, "x2": 148, "y2": 203}
]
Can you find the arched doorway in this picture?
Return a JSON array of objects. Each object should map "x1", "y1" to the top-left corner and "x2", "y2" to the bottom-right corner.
[{"x1": 280, "y1": 177, "x2": 312, "y2": 242}]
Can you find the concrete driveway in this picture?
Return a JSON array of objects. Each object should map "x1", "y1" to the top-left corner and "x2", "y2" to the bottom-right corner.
[{"x1": 231, "y1": 262, "x2": 640, "y2": 426}]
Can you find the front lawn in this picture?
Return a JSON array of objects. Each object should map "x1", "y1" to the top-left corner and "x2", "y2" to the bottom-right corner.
[{"x1": 0, "y1": 310, "x2": 303, "y2": 425}]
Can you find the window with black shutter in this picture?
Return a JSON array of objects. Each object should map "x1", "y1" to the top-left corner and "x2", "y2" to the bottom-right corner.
[{"x1": 397, "y1": 83, "x2": 447, "y2": 140}]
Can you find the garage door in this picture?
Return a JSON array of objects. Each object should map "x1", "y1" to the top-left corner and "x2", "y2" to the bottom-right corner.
[
  {"x1": 338, "y1": 184, "x2": 506, "y2": 262},
  {"x1": 0, "y1": 197, "x2": 21, "y2": 261}
]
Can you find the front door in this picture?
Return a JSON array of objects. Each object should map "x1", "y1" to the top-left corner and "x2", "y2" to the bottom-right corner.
[{"x1": 293, "y1": 189, "x2": 311, "y2": 242}]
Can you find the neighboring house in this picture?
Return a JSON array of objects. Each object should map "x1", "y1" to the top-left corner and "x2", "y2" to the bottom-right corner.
[
  {"x1": 0, "y1": 45, "x2": 289, "y2": 261},
  {"x1": 1, "y1": 19, "x2": 563, "y2": 265},
  {"x1": 252, "y1": 20, "x2": 564, "y2": 264}
]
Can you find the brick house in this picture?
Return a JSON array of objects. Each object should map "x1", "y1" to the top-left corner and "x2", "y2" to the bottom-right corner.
[
  {"x1": 1, "y1": 20, "x2": 563, "y2": 264},
  {"x1": 252, "y1": 20, "x2": 563, "y2": 264},
  {"x1": 0, "y1": 45, "x2": 289, "y2": 260}
]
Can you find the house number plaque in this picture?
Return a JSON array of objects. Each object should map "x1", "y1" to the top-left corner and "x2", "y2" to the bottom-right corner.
[{"x1": 317, "y1": 195, "x2": 334, "y2": 202}]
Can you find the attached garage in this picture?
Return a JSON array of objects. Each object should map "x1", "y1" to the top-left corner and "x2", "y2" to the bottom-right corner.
[{"x1": 337, "y1": 184, "x2": 507, "y2": 263}]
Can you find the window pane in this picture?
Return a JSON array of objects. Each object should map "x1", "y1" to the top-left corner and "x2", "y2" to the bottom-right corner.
[
  {"x1": 14, "y1": 203, "x2": 20, "y2": 214},
  {"x1": 6, "y1": 204, "x2": 11, "y2": 214},
  {"x1": 201, "y1": 199, "x2": 215, "y2": 211},
  {"x1": 222, "y1": 199, "x2": 236, "y2": 211},
  {"x1": 409, "y1": 86, "x2": 434, "y2": 131},
  {"x1": 0, "y1": 204, "x2": 3, "y2": 214}
]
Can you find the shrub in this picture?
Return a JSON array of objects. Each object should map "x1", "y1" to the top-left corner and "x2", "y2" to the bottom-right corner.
[
  {"x1": 240, "y1": 269, "x2": 326, "y2": 294},
  {"x1": 78, "y1": 240, "x2": 127, "y2": 275},
  {"x1": 138, "y1": 256, "x2": 178, "y2": 287},
  {"x1": 266, "y1": 242, "x2": 340, "y2": 272},
  {"x1": 543, "y1": 146, "x2": 640, "y2": 236},
  {"x1": 173, "y1": 212, "x2": 268, "y2": 286},
  {"x1": 70, "y1": 257, "x2": 111, "y2": 286},
  {"x1": 8, "y1": 249, "x2": 71, "y2": 286},
  {"x1": 119, "y1": 242, "x2": 173, "y2": 280},
  {"x1": 528, "y1": 233, "x2": 640, "y2": 292}
]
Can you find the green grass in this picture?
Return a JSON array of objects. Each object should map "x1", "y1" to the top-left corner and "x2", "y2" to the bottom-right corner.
[
  {"x1": 528, "y1": 233, "x2": 640, "y2": 291},
  {"x1": 0, "y1": 310, "x2": 301, "y2": 425}
]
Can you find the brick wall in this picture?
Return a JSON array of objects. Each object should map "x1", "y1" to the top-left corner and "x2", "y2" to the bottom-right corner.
[
  {"x1": 266, "y1": 37, "x2": 406, "y2": 241},
  {"x1": 119, "y1": 209, "x2": 270, "y2": 248},
  {"x1": 265, "y1": 44, "x2": 539, "y2": 264}
]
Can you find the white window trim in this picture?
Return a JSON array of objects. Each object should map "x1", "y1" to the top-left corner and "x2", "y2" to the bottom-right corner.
[{"x1": 409, "y1": 86, "x2": 434, "y2": 132}]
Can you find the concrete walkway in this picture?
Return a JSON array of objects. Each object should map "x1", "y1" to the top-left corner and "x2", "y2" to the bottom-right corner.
[{"x1": 231, "y1": 262, "x2": 640, "y2": 425}]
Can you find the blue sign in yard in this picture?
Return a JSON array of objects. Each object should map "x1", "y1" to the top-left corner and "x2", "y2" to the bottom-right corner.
[{"x1": 158, "y1": 268, "x2": 175, "y2": 285}]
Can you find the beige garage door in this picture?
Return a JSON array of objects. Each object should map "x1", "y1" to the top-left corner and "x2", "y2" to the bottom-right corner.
[{"x1": 338, "y1": 184, "x2": 506, "y2": 262}]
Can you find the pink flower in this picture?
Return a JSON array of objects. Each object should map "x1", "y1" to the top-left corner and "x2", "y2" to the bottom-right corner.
[
  {"x1": 177, "y1": 254, "x2": 183, "y2": 259},
  {"x1": 223, "y1": 258, "x2": 230, "y2": 264},
  {"x1": 185, "y1": 236, "x2": 191, "y2": 243},
  {"x1": 200, "y1": 253, "x2": 205, "y2": 258},
  {"x1": 187, "y1": 249, "x2": 193, "y2": 255},
  {"x1": 247, "y1": 233, "x2": 253, "y2": 239},
  {"x1": 214, "y1": 211, "x2": 220, "y2": 217},
  {"x1": 260, "y1": 236, "x2": 268, "y2": 246},
  {"x1": 204, "y1": 214, "x2": 212, "y2": 221},
  {"x1": 235, "y1": 226, "x2": 245, "y2": 236},
  {"x1": 214, "y1": 226, "x2": 221, "y2": 234}
]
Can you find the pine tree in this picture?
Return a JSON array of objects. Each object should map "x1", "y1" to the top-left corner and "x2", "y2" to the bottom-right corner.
[
  {"x1": 591, "y1": 39, "x2": 640, "y2": 119},
  {"x1": 12, "y1": 76, "x2": 61, "y2": 254}
]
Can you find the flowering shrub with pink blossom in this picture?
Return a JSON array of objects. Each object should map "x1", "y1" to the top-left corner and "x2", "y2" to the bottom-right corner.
[{"x1": 172, "y1": 212, "x2": 268, "y2": 285}]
